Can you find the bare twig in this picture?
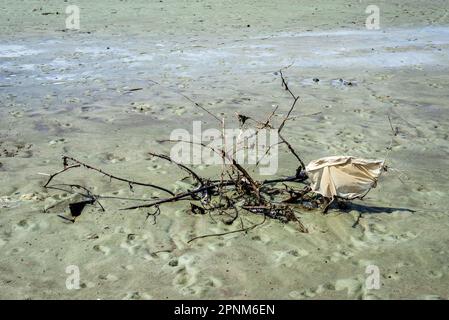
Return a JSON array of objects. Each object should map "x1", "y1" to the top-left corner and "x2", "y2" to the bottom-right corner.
[
  {"x1": 47, "y1": 156, "x2": 175, "y2": 196},
  {"x1": 148, "y1": 79, "x2": 221, "y2": 122},
  {"x1": 147, "y1": 152, "x2": 204, "y2": 186},
  {"x1": 43, "y1": 164, "x2": 80, "y2": 187},
  {"x1": 187, "y1": 214, "x2": 266, "y2": 243}
]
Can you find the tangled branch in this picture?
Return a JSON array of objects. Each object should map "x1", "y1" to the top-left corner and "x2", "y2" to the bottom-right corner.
[{"x1": 43, "y1": 71, "x2": 321, "y2": 241}]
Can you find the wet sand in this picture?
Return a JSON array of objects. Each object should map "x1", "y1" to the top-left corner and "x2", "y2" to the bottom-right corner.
[{"x1": 1, "y1": 1, "x2": 449, "y2": 299}]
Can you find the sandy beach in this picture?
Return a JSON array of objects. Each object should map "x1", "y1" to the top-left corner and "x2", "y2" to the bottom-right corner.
[{"x1": 1, "y1": 0, "x2": 449, "y2": 299}]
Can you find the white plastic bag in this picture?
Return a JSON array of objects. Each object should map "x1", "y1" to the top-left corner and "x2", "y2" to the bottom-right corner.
[{"x1": 305, "y1": 156, "x2": 384, "y2": 199}]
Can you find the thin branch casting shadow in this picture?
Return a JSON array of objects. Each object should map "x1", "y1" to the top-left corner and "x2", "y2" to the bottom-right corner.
[{"x1": 340, "y1": 202, "x2": 416, "y2": 214}]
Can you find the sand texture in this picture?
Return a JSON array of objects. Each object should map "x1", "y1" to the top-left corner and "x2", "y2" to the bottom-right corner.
[{"x1": 1, "y1": 1, "x2": 449, "y2": 299}]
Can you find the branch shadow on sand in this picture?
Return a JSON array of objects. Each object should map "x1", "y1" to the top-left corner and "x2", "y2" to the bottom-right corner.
[{"x1": 339, "y1": 202, "x2": 416, "y2": 215}]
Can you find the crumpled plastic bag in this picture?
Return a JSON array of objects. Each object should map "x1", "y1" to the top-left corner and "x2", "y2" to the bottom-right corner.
[{"x1": 305, "y1": 156, "x2": 384, "y2": 199}]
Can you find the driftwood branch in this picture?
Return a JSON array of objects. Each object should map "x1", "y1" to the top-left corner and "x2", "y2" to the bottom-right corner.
[
  {"x1": 46, "y1": 156, "x2": 175, "y2": 196},
  {"x1": 147, "y1": 151, "x2": 204, "y2": 186},
  {"x1": 43, "y1": 71, "x2": 322, "y2": 241},
  {"x1": 187, "y1": 214, "x2": 267, "y2": 244}
]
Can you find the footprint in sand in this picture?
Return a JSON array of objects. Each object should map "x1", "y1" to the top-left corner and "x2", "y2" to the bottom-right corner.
[
  {"x1": 14, "y1": 219, "x2": 40, "y2": 232},
  {"x1": 331, "y1": 78, "x2": 357, "y2": 89},
  {"x1": 48, "y1": 138, "x2": 66, "y2": 147},
  {"x1": 289, "y1": 283, "x2": 333, "y2": 299},
  {"x1": 350, "y1": 108, "x2": 375, "y2": 120},
  {"x1": 272, "y1": 249, "x2": 309, "y2": 267},
  {"x1": 325, "y1": 249, "x2": 354, "y2": 263},
  {"x1": 201, "y1": 276, "x2": 223, "y2": 293},
  {"x1": 122, "y1": 291, "x2": 153, "y2": 300},
  {"x1": 146, "y1": 166, "x2": 167, "y2": 175},
  {"x1": 427, "y1": 270, "x2": 443, "y2": 279},
  {"x1": 428, "y1": 82, "x2": 441, "y2": 89},
  {"x1": 98, "y1": 273, "x2": 119, "y2": 282},
  {"x1": 335, "y1": 278, "x2": 364, "y2": 298},
  {"x1": 0, "y1": 141, "x2": 33, "y2": 158},
  {"x1": 203, "y1": 241, "x2": 226, "y2": 252},
  {"x1": 146, "y1": 164, "x2": 163, "y2": 171},
  {"x1": 0, "y1": 196, "x2": 21, "y2": 209},
  {"x1": 172, "y1": 254, "x2": 202, "y2": 296},
  {"x1": 100, "y1": 152, "x2": 126, "y2": 163},
  {"x1": 250, "y1": 233, "x2": 271, "y2": 244},
  {"x1": 350, "y1": 221, "x2": 418, "y2": 250},
  {"x1": 7, "y1": 247, "x2": 26, "y2": 255},
  {"x1": 8, "y1": 110, "x2": 24, "y2": 118},
  {"x1": 119, "y1": 231, "x2": 173, "y2": 261},
  {"x1": 93, "y1": 244, "x2": 111, "y2": 255},
  {"x1": 173, "y1": 107, "x2": 186, "y2": 116},
  {"x1": 0, "y1": 193, "x2": 44, "y2": 210},
  {"x1": 79, "y1": 281, "x2": 95, "y2": 289},
  {"x1": 289, "y1": 276, "x2": 380, "y2": 300},
  {"x1": 54, "y1": 120, "x2": 73, "y2": 130},
  {"x1": 119, "y1": 232, "x2": 139, "y2": 252},
  {"x1": 130, "y1": 103, "x2": 152, "y2": 113},
  {"x1": 20, "y1": 193, "x2": 44, "y2": 201}
]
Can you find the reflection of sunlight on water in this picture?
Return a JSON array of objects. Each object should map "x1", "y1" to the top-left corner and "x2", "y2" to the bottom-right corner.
[
  {"x1": 163, "y1": 26, "x2": 449, "y2": 69},
  {"x1": 256, "y1": 26, "x2": 449, "y2": 42},
  {"x1": 2, "y1": 26, "x2": 448, "y2": 88},
  {"x1": 0, "y1": 44, "x2": 43, "y2": 58},
  {"x1": 297, "y1": 51, "x2": 438, "y2": 68}
]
